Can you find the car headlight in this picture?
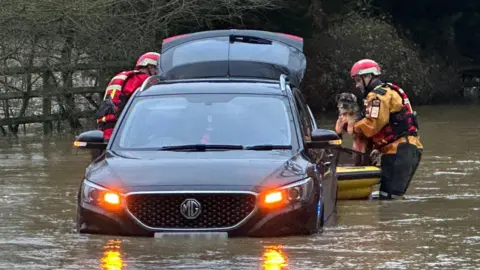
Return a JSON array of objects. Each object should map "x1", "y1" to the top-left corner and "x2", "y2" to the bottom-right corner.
[
  {"x1": 81, "y1": 180, "x2": 123, "y2": 210},
  {"x1": 260, "y1": 177, "x2": 314, "y2": 208}
]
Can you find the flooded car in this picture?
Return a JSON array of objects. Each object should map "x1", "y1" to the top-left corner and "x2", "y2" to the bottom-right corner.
[{"x1": 73, "y1": 30, "x2": 342, "y2": 237}]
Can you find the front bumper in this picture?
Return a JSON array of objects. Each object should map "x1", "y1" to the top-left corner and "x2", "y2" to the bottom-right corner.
[{"x1": 77, "y1": 195, "x2": 318, "y2": 237}]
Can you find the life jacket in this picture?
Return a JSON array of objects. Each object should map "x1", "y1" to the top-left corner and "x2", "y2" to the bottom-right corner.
[
  {"x1": 371, "y1": 83, "x2": 419, "y2": 149},
  {"x1": 96, "y1": 70, "x2": 142, "y2": 130}
]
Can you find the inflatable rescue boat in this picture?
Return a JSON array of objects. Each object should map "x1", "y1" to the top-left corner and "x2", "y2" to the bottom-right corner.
[
  {"x1": 337, "y1": 166, "x2": 381, "y2": 200},
  {"x1": 335, "y1": 147, "x2": 382, "y2": 200}
]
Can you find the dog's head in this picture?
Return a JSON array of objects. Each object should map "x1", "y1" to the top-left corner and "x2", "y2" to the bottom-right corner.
[{"x1": 336, "y1": 92, "x2": 358, "y2": 114}]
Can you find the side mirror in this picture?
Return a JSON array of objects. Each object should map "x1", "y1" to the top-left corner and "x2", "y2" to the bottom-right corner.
[
  {"x1": 306, "y1": 129, "x2": 342, "y2": 149},
  {"x1": 73, "y1": 130, "x2": 107, "y2": 150}
]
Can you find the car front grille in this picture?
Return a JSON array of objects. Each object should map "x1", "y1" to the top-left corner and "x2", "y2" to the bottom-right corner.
[{"x1": 126, "y1": 193, "x2": 257, "y2": 229}]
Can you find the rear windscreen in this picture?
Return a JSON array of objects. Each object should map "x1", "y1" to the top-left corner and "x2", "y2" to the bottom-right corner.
[{"x1": 159, "y1": 36, "x2": 306, "y2": 84}]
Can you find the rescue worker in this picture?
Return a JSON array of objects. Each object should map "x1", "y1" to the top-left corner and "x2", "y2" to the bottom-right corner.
[
  {"x1": 343, "y1": 59, "x2": 423, "y2": 200},
  {"x1": 91, "y1": 52, "x2": 160, "y2": 161},
  {"x1": 96, "y1": 52, "x2": 161, "y2": 140}
]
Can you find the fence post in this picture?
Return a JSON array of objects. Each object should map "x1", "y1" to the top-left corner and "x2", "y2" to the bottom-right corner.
[{"x1": 42, "y1": 70, "x2": 53, "y2": 135}]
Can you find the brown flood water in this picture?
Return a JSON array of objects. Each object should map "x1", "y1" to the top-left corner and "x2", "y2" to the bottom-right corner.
[{"x1": 0, "y1": 105, "x2": 479, "y2": 269}]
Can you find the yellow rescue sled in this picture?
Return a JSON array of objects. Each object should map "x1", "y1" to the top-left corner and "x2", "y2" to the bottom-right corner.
[
  {"x1": 336, "y1": 166, "x2": 381, "y2": 200},
  {"x1": 334, "y1": 146, "x2": 382, "y2": 200}
]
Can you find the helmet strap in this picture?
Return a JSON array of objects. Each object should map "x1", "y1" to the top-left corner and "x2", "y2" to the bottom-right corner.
[
  {"x1": 361, "y1": 76, "x2": 367, "y2": 96},
  {"x1": 361, "y1": 75, "x2": 373, "y2": 98}
]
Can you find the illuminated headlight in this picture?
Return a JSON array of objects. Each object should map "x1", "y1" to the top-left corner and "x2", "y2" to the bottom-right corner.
[
  {"x1": 81, "y1": 180, "x2": 123, "y2": 210},
  {"x1": 261, "y1": 177, "x2": 314, "y2": 208}
]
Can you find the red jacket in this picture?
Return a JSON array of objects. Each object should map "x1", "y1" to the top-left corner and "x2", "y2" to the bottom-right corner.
[{"x1": 96, "y1": 70, "x2": 149, "y2": 139}]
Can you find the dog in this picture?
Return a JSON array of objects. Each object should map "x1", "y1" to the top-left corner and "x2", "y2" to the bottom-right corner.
[
  {"x1": 335, "y1": 92, "x2": 374, "y2": 165},
  {"x1": 335, "y1": 92, "x2": 361, "y2": 137}
]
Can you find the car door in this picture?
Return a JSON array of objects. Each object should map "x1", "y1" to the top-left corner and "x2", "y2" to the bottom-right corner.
[{"x1": 292, "y1": 89, "x2": 338, "y2": 218}]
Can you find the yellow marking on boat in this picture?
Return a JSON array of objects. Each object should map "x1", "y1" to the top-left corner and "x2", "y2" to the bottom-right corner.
[{"x1": 337, "y1": 166, "x2": 381, "y2": 173}]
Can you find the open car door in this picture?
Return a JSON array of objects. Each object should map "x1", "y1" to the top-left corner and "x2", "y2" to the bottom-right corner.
[{"x1": 158, "y1": 29, "x2": 307, "y2": 87}]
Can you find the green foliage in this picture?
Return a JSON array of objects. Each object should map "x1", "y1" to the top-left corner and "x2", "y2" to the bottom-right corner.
[
  {"x1": 371, "y1": 0, "x2": 480, "y2": 63},
  {"x1": 302, "y1": 14, "x2": 464, "y2": 112}
]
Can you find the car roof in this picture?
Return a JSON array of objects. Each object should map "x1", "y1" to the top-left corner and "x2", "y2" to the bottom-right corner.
[{"x1": 135, "y1": 79, "x2": 289, "y2": 97}]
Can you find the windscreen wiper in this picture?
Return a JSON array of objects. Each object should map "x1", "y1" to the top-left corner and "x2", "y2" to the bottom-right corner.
[
  {"x1": 158, "y1": 144, "x2": 244, "y2": 151},
  {"x1": 244, "y1": 145, "x2": 292, "y2": 150}
]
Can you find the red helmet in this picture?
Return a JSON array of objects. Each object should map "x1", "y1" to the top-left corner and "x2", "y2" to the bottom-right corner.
[
  {"x1": 350, "y1": 59, "x2": 381, "y2": 77},
  {"x1": 135, "y1": 52, "x2": 161, "y2": 68}
]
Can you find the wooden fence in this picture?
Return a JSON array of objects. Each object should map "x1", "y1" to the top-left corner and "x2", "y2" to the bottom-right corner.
[
  {"x1": 1, "y1": 62, "x2": 479, "y2": 136},
  {"x1": 0, "y1": 61, "x2": 131, "y2": 136}
]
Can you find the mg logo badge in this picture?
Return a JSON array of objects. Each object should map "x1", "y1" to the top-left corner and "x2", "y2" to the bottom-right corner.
[{"x1": 180, "y1": 198, "x2": 202, "y2": 219}]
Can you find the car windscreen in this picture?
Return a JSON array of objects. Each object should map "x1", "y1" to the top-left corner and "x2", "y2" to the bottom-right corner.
[{"x1": 112, "y1": 94, "x2": 295, "y2": 150}]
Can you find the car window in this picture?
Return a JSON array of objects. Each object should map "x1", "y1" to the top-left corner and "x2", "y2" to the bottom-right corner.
[
  {"x1": 170, "y1": 38, "x2": 229, "y2": 66},
  {"x1": 159, "y1": 37, "x2": 230, "y2": 79},
  {"x1": 306, "y1": 105, "x2": 317, "y2": 129},
  {"x1": 292, "y1": 89, "x2": 314, "y2": 142},
  {"x1": 295, "y1": 90, "x2": 317, "y2": 130},
  {"x1": 114, "y1": 94, "x2": 295, "y2": 149},
  {"x1": 229, "y1": 40, "x2": 292, "y2": 66}
]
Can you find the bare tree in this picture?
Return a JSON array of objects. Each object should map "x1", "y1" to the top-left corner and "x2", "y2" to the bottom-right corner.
[{"x1": 0, "y1": 0, "x2": 288, "y2": 135}]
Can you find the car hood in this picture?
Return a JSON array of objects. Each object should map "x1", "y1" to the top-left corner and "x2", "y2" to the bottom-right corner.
[{"x1": 86, "y1": 150, "x2": 309, "y2": 193}]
